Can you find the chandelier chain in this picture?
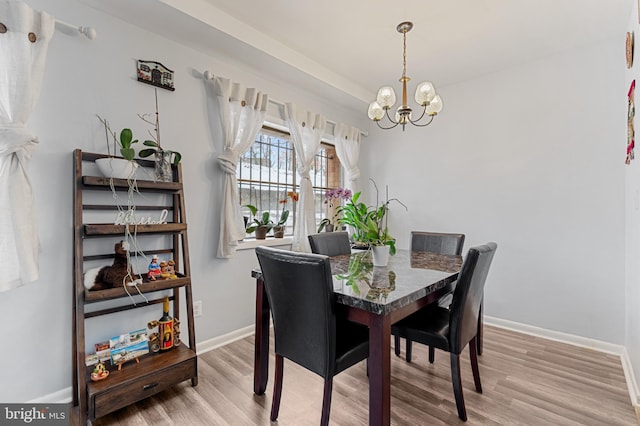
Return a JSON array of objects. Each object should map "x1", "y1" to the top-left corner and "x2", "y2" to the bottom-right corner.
[{"x1": 402, "y1": 29, "x2": 407, "y2": 79}]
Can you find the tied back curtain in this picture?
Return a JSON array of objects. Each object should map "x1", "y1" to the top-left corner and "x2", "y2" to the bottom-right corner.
[
  {"x1": 333, "y1": 123, "x2": 361, "y2": 195},
  {"x1": 285, "y1": 103, "x2": 326, "y2": 252},
  {"x1": 206, "y1": 75, "x2": 268, "y2": 258},
  {"x1": 0, "y1": 1, "x2": 54, "y2": 291}
]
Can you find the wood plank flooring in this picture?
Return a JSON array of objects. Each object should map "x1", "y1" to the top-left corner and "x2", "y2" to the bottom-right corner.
[{"x1": 90, "y1": 325, "x2": 638, "y2": 425}]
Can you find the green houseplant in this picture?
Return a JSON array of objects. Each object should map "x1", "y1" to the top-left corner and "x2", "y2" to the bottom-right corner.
[
  {"x1": 338, "y1": 180, "x2": 406, "y2": 264},
  {"x1": 244, "y1": 204, "x2": 289, "y2": 239},
  {"x1": 95, "y1": 115, "x2": 139, "y2": 179},
  {"x1": 137, "y1": 90, "x2": 182, "y2": 181}
]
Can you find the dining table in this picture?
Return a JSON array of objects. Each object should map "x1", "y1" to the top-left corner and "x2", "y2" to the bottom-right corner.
[{"x1": 251, "y1": 248, "x2": 463, "y2": 426}]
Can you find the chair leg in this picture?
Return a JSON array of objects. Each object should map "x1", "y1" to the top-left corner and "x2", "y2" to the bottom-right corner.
[
  {"x1": 394, "y1": 335, "x2": 401, "y2": 356},
  {"x1": 270, "y1": 354, "x2": 284, "y2": 421},
  {"x1": 470, "y1": 337, "x2": 482, "y2": 393},
  {"x1": 428, "y1": 346, "x2": 435, "y2": 364},
  {"x1": 450, "y1": 353, "x2": 467, "y2": 421},
  {"x1": 477, "y1": 301, "x2": 484, "y2": 356},
  {"x1": 406, "y1": 339, "x2": 413, "y2": 362},
  {"x1": 320, "y1": 378, "x2": 333, "y2": 426}
]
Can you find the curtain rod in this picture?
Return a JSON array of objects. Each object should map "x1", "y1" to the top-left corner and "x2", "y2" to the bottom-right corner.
[
  {"x1": 266, "y1": 97, "x2": 367, "y2": 137},
  {"x1": 203, "y1": 70, "x2": 367, "y2": 137},
  {"x1": 54, "y1": 19, "x2": 96, "y2": 40}
]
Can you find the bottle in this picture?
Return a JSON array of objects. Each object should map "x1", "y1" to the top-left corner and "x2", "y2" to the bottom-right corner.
[{"x1": 158, "y1": 296, "x2": 174, "y2": 350}]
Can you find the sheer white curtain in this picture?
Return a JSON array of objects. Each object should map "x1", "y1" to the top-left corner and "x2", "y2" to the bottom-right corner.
[
  {"x1": 206, "y1": 75, "x2": 268, "y2": 258},
  {"x1": 285, "y1": 103, "x2": 326, "y2": 252},
  {"x1": 0, "y1": 1, "x2": 54, "y2": 291},
  {"x1": 333, "y1": 123, "x2": 361, "y2": 195}
]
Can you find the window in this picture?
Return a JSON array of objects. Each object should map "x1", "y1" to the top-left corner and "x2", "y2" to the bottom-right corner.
[{"x1": 237, "y1": 127, "x2": 341, "y2": 236}]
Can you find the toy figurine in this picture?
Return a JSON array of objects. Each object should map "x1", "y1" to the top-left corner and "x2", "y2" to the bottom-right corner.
[
  {"x1": 90, "y1": 363, "x2": 109, "y2": 381},
  {"x1": 160, "y1": 259, "x2": 178, "y2": 279},
  {"x1": 147, "y1": 255, "x2": 162, "y2": 281}
]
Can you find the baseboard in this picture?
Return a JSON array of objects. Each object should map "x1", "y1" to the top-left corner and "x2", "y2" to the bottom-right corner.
[
  {"x1": 621, "y1": 347, "x2": 640, "y2": 407},
  {"x1": 486, "y1": 315, "x2": 639, "y2": 407},
  {"x1": 28, "y1": 387, "x2": 72, "y2": 404},
  {"x1": 195, "y1": 324, "x2": 255, "y2": 355}
]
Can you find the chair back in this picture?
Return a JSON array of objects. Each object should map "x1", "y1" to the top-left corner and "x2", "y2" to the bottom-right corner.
[
  {"x1": 308, "y1": 231, "x2": 351, "y2": 256},
  {"x1": 255, "y1": 246, "x2": 337, "y2": 378},
  {"x1": 448, "y1": 242, "x2": 497, "y2": 353},
  {"x1": 411, "y1": 231, "x2": 465, "y2": 255}
]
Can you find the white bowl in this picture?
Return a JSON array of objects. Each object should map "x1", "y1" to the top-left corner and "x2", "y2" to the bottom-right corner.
[{"x1": 96, "y1": 158, "x2": 138, "y2": 179}]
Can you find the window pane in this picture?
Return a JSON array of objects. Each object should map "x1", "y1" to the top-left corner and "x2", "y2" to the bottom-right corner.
[{"x1": 237, "y1": 129, "x2": 341, "y2": 238}]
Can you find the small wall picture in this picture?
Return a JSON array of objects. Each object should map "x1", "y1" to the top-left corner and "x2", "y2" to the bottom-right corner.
[
  {"x1": 137, "y1": 60, "x2": 175, "y2": 91},
  {"x1": 627, "y1": 80, "x2": 635, "y2": 165},
  {"x1": 627, "y1": 32, "x2": 634, "y2": 69}
]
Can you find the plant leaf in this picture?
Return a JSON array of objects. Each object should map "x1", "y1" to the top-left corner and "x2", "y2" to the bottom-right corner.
[
  {"x1": 120, "y1": 129, "x2": 133, "y2": 148},
  {"x1": 120, "y1": 148, "x2": 135, "y2": 161},
  {"x1": 138, "y1": 148, "x2": 156, "y2": 158},
  {"x1": 143, "y1": 140, "x2": 160, "y2": 147},
  {"x1": 172, "y1": 152, "x2": 182, "y2": 165}
]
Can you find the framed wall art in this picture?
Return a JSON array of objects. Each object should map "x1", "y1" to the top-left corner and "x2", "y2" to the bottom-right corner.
[
  {"x1": 136, "y1": 60, "x2": 175, "y2": 91},
  {"x1": 627, "y1": 32, "x2": 634, "y2": 69},
  {"x1": 627, "y1": 80, "x2": 635, "y2": 165}
]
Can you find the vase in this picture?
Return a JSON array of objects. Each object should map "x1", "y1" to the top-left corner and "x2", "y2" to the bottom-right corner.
[
  {"x1": 273, "y1": 225, "x2": 285, "y2": 238},
  {"x1": 371, "y1": 245, "x2": 390, "y2": 267},
  {"x1": 155, "y1": 151, "x2": 173, "y2": 182},
  {"x1": 95, "y1": 158, "x2": 138, "y2": 179},
  {"x1": 255, "y1": 225, "x2": 269, "y2": 240}
]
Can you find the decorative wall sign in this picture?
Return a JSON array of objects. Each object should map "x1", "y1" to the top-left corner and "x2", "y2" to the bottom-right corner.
[
  {"x1": 627, "y1": 80, "x2": 635, "y2": 165},
  {"x1": 137, "y1": 60, "x2": 175, "y2": 91},
  {"x1": 627, "y1": 32, "x2": 634, "y2": 69}
]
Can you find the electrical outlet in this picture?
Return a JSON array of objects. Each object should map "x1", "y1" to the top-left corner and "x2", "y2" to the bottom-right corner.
[{"x1": 194, "y1": 300, "x2": 203, "y2": 317}]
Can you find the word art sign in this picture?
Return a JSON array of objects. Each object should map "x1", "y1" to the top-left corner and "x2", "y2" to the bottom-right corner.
[{"x1": 115, "y1": 209, "x2": 168, "y2": 226}]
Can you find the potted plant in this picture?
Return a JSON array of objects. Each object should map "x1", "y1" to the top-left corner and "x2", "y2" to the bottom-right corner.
[
  {"x1": 318, "y1": 187, "x2": 352, "y2": 232},
  {"x1": 338, "y1": 180, "x2": 407, "y2": 266},
  {"x1": 95, "y1": 115, "x2": 139, "y2": 179},
  {"x1": 137, "y1": 89, "x2": 182, "y2": 182},
  {"x1": 244, "y1": 204, "x2": 276, "y2": 240},
  {"x1": 273, "y1": 191, "x2": 297, "y2": 238}
]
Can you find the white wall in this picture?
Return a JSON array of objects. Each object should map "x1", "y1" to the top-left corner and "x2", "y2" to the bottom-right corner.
[
  {"x1": 0, "y1": 0, "x2": 367, "y2": 402},
  {"x1": 361, "y1": 37, "x2": 626, "y2": 343},
  {"x1": 626, "y1": 0, "x2": 640, "y2": 404},
  {"x1": 1, "y1": 0, "x2": 631, "y2": 404}
]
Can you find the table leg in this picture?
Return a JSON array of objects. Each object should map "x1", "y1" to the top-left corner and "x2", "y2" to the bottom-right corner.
[
  {"x1": 254, "y1": 278, "x2": 270, "y2": 395},
  {"x1": 368, "y1": 314, "x2": 391, "y2": 426}
]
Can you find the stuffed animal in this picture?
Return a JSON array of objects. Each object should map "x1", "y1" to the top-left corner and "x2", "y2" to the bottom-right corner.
[{"x1": 84, "y1": 241, "x2": 142, "y2": 290}]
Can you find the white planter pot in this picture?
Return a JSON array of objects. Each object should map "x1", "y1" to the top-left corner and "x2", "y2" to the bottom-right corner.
[
  {"x1": 371, "y1": 245, "x2": 390, "y2": 267},
  {"x1": 96, "y1": 158, "x2": 138, "y2": 179}
]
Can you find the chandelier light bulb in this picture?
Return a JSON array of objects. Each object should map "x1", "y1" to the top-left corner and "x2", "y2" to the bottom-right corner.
[
  {"x1": 376, "y1": 86, "x2": 396, "y2": 109},
  {"x1": 425, "y1": 94, "x2": 443, "y2": 115},
  {"x1": 415, "y1": 81, "x2": 436, "y2": 106},
  {"x1": 368, "y1": 101, "x2": 385, "y2": 121}
]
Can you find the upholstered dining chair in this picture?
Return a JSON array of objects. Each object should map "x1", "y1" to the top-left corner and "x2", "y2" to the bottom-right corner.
[
  {"x1": 391, "y1": 242, "x2": 497, "y2": 421},
  {"x1": 255, "y1": 246, "x2": 369, "y2": 425},
  {"x1": 308, "y1": 231, "x2": 351, "y2": 256},
  {"x1": 395, "y1": 231, "x2": 466, "y2": 361}
]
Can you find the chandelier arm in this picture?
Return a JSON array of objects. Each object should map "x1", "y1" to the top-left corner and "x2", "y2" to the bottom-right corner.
[
  {"x1": 375, "y1": 119, "x2": 400, "y2": 130},
  {"x1": 408, "y1": 113, "x2": 436, "y2": 127}
]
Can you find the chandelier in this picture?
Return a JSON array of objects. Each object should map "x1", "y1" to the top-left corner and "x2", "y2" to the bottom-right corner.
[{"x1": 367, "y1": 22, "x2": 443, "y2": 131}]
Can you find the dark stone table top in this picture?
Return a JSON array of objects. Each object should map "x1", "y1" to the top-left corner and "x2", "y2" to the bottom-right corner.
[{"x1": 253, "y1": 249, "x2": 462, "y2": 315}]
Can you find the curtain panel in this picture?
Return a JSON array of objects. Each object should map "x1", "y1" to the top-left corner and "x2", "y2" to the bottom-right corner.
[
  {"x1": 284, "y1": 103, "x2": 326, "y2": 252},
  {"x1": 333, "y1": 123, "x2": 361, "y2": 195},
  {"x1": 206, "y1": 75, "x2": 268, "y2": 258},
  {"x1": 0, "y1": 0, "x2": 54, "y2": 291}
]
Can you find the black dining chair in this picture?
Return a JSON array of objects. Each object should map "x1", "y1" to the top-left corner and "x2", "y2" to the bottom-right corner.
[
  {"x1": 395, "y1": 231, "x2": 466, "y2": 361},
  {"x1": 255, "y1": 246, "x2": 369, "y2": 425},
  {"x1": 391, "y1": 242, "x2": 497, "y2": 421},
  {"x1": 308, "y1": 231, "x2": 351, "y2": 256}
]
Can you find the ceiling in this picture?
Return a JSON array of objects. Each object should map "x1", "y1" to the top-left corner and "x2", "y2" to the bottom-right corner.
[{"x1": 84, "y1": 0, "x2": 631, "y2": 107}]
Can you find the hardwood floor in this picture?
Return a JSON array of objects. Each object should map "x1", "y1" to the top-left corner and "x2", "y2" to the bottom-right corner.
[{"x1": 91, "y1": 325, "x2": 638, "y2": 425}]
